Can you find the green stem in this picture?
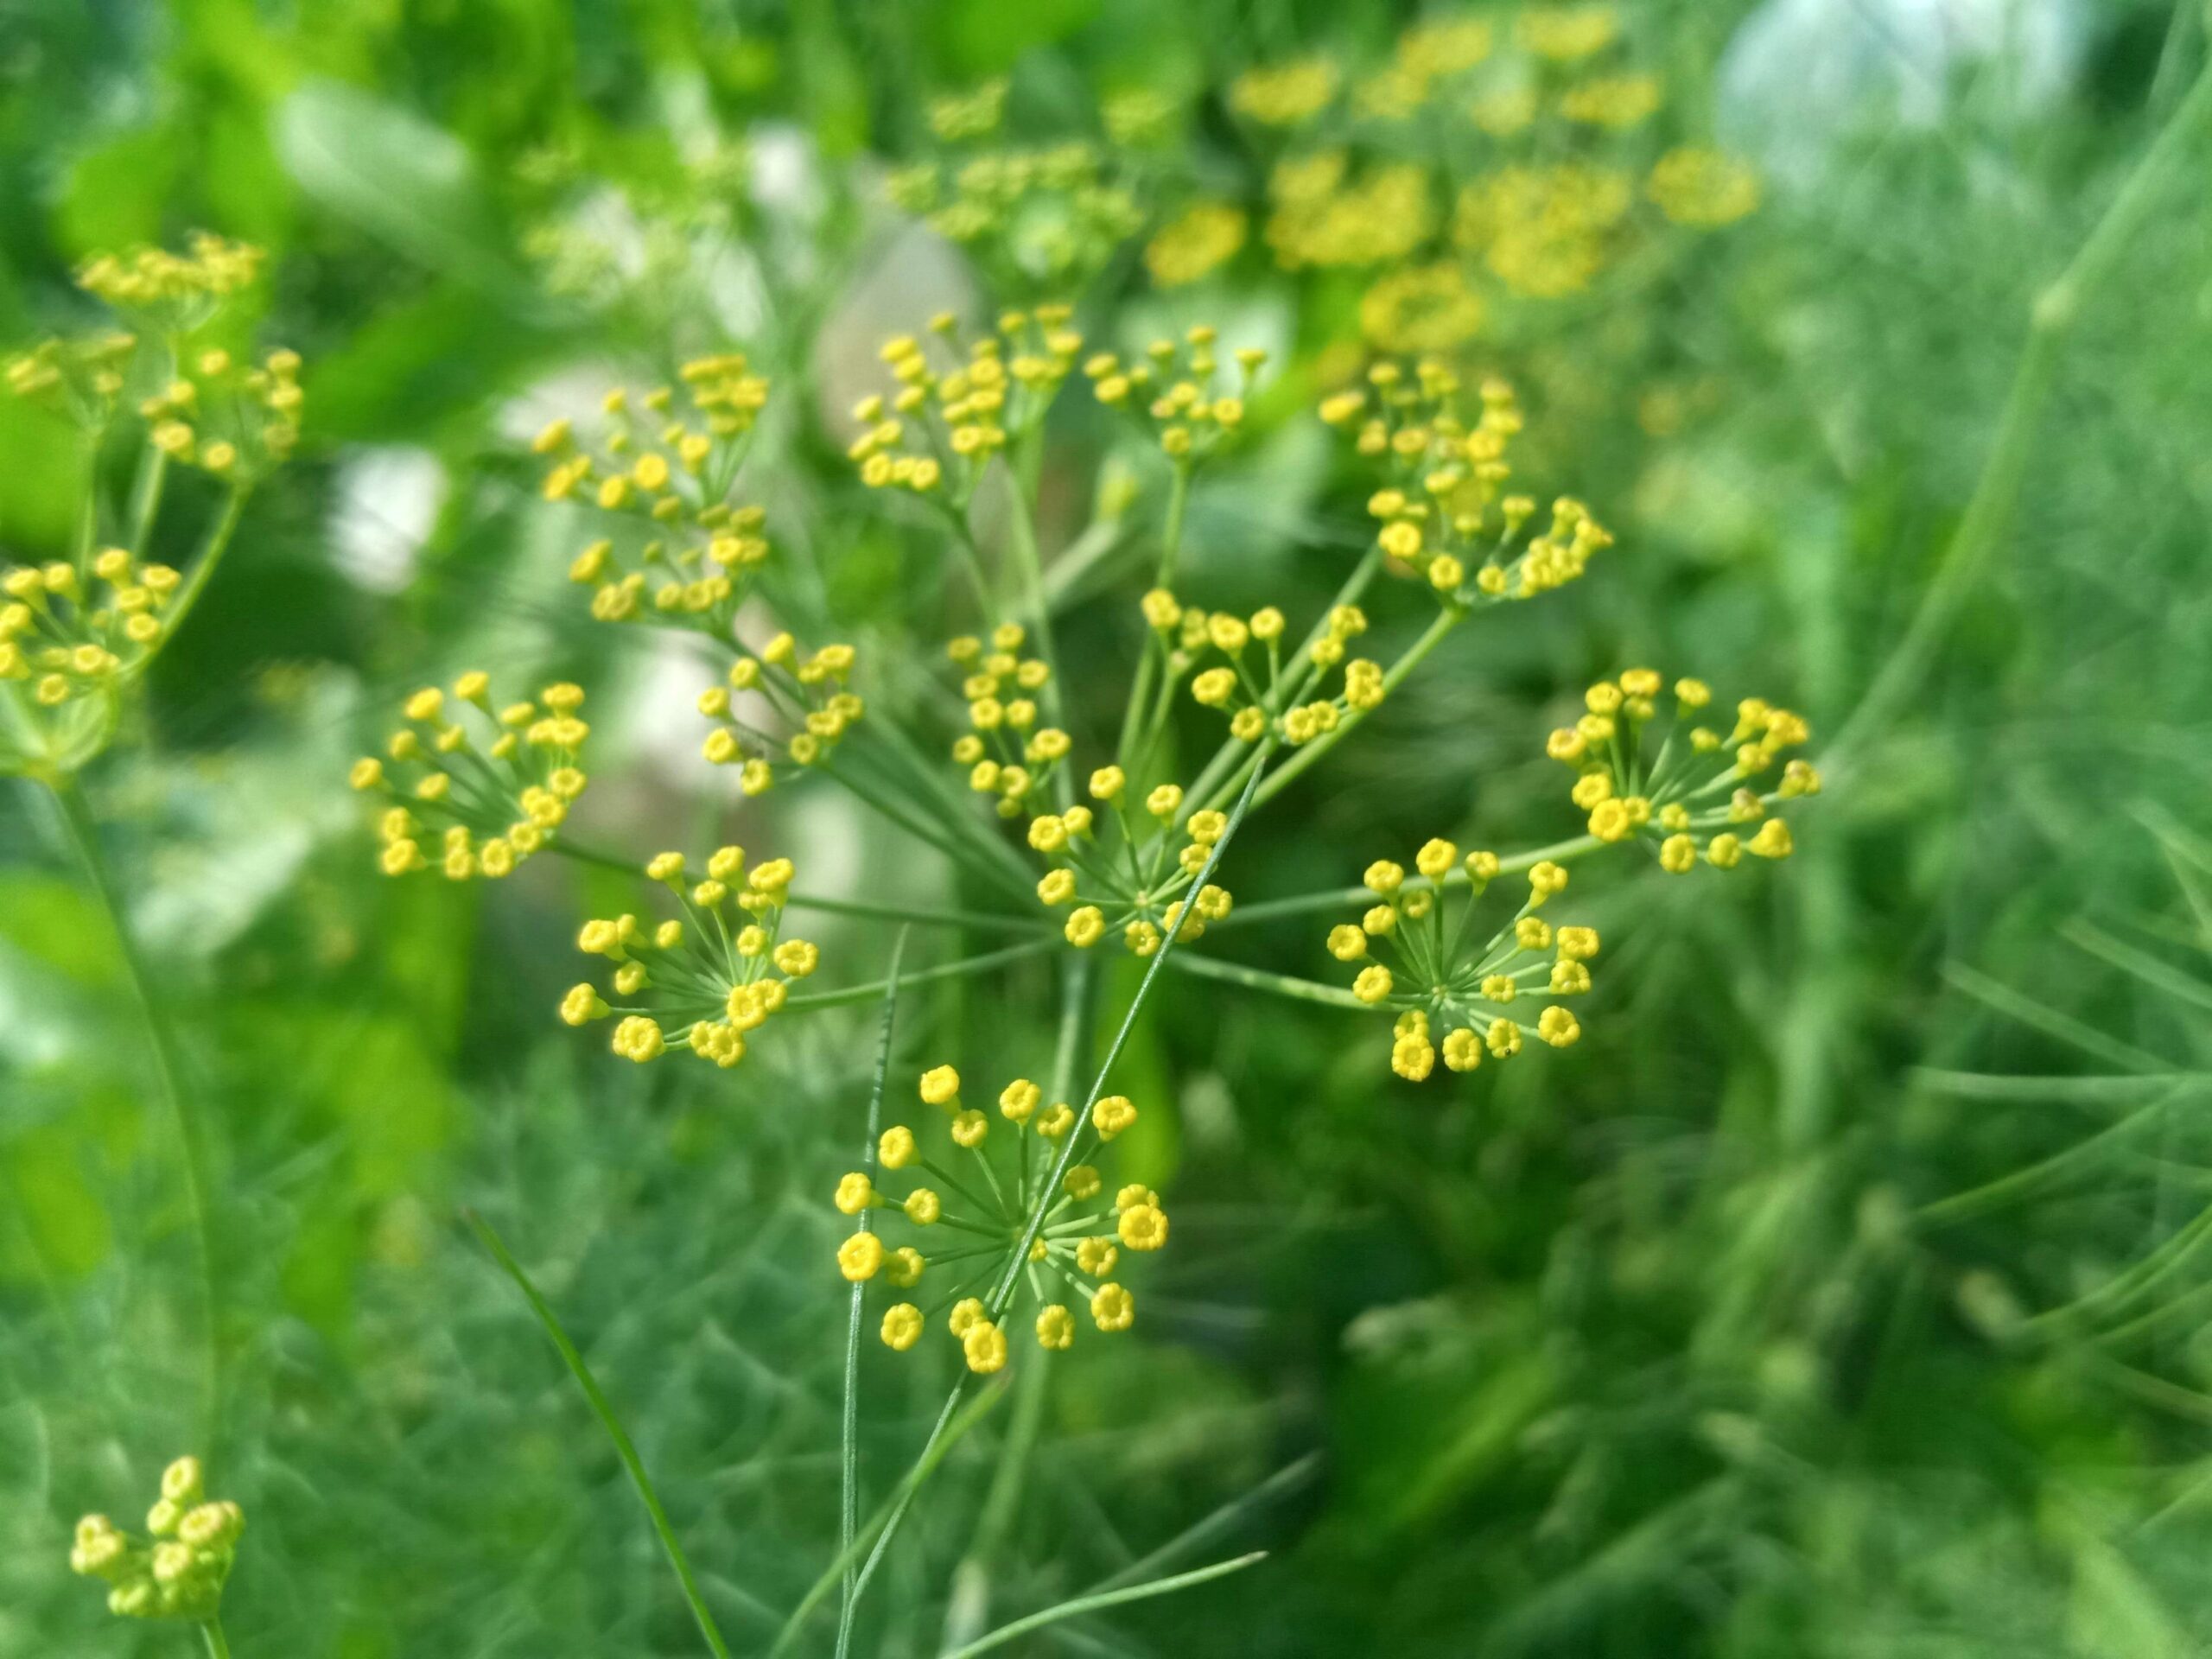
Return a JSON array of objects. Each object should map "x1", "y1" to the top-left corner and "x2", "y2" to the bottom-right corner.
[
  {"x1": 467, "y1": 1211, "x2": 734, "y2": 1659},
  {"x1": 149, "y1": 488, "x2": 251, "y2": 662},
  {"x1": 1165, "y1": 951, "x2": 1370, "y2": 1009},
  {"x1": 784, "y1": 892, "x2": 1047, "y2": 936},
  {"x1": 200, "y1": 1618, "x2": 232, "y2": 1659},
  {"x1": 125, "y1": 442, "x2": 168, "y2": 560},
  {"x1": 1253, "y1": 607, "x2": 1460, "y2": 808},
  {"x1": 1116, "y1": 466, "x2": 1192, "y2": 772},
  {"x1": 938, "y1": 1553, "x2": 1268, "y2": 1659},
  {"x1": 781, "y1": 939, "x2": 1058, "y2": 1010},
  {"x1": 1829, "y1": 62, "x2": 2212, "y2": 773},
  {"x1": 45, "y1": 775, "x2": 220, "y2": 1453},
  {"x1": 996, "y1": 463, "x2": 1074, "y2": 809},
  {"x1": 836, "y1": 931, "x2": 909, "y2": 1659}
]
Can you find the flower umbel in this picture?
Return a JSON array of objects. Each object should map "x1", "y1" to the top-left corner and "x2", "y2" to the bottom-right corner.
[
  {"x1": 698, "y1": 632, "x2": 864, "y2": 794},
  {"x1": 351, "y1": 674, "x2": 590, "y2": 880},
  {"x1": 563, "y1": 846, "x2": 817, "y2": 1069},
  {"x1": 842, "y1": 1065, "x2": 1166, "y2": 1369},
  {"x1": 1027, "y1": 761, "x2": 1232, "y2": 957},
  {"x1": 1548, "y1": 671, "x2": 1816, "y2": 871},
  {"x1": 69, "y1": 1455, "x2": 244, "y2": 1624},
  {"x1": 1330, "y1": 843, "x2": 1592, "y2": 1079}
]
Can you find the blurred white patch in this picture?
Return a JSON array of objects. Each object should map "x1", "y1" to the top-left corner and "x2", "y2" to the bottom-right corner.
[
  {"x1": 331, "y1": 446, "x2": 447, "y2": 594},
  {"x1": 750, "y1": 122, "x2": 823, "y2": 222},
  {"x1": 495, "y1": 361, "x2": 629, "y2": 450},
  {"x1": 627, "y1": 632, "x2": 725, "y2": 787},
  {"x1": 1721, "y1": 0, "x2": 2085, "y2": 183}
]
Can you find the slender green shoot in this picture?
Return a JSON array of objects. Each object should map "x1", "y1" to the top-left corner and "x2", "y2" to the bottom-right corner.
[
  {"x1": 938, "y1": 1552, "x2": 1269, "y2": 1659},
  {"x1": 467, "y1": 1211, "x2": 735, "y2": 1659}
]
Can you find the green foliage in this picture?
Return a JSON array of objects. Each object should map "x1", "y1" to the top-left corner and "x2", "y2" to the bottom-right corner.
[{"x1": 6, "y1": 0, "x2": 2212, "y2": 1656}]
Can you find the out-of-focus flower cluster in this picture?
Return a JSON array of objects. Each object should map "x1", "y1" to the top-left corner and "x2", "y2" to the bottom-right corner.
[{"x1": 70, "y1": 1457, "x2": 243, "y2": 1623}]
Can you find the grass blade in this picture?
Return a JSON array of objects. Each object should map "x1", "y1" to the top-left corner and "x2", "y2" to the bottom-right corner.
[
  {"x1": 466, "y1": 1211, "x2": 734, "y2": 1659},
  {"x1": 937, "y1": 1551, "x2": 1268, "y2": 1659},
  {"x1": 837, "y1": 928, "x2": 910, "y2": 1659}
]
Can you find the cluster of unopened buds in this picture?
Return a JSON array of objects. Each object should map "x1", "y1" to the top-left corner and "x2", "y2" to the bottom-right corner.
[
  {"x1": 698, "y1": 633, "x2": 864, "y2": 792},
  {"x1": 348, "y1": 675, "x2": 590, "y2": 880},
  {"x1": 1029, "y1": 765, "x2": 1232, "y2": 955},
  {"x1": 1, "y1": 550, "x2": 181, "y2": 711},
  {"x1": 1325, "y1": 362, "x2": 1613, "y2": 606},
  {"x1": 1167, "y1": 594, "x2": 1387, "y2": 746},
  {"x1": 947, "y1": 623, "x2": 1069, "y2": 814},
  {"x1": 75, "y1": 233, "x2": 264, "y2": 326},
  {"x1": 70, "y1": 1457, "x2": 243, "y2": 1623},
  {"x1": 129, "y1": 346, "x2": 303, "y2": 480},
  {"x1": 849, "y1": 308, "x2": 1081, "y2": 505},
  {"x1": 1548, "y1": 671, "x2": 1815, "y2": 871},
  {"x1": 1084, "y1": 326, "x2": 1266, "y2": 462},
  {"x1": 537, "y1": 359, "x2": 773, "y2": 638},
  {"x1": 1332, "y1": 842, "x2": 1592, "y2": 1079},
  {"x1": 836, "y1": 1065, "x2": 1164, "y2": 1370},
  {"x1": 562, "y1": 848, "x2": 817, "y2": 1069}
]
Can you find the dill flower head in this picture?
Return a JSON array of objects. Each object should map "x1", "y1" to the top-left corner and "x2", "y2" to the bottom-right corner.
[
  {"x1": 1326, "y1": 360, "x2": 1613, "y2": 607},
  {"x1": 1453, "y1": 162, "x2": 1635, "y2": 298},
  {"x1": 1355, "y1": 16, "x2": 1496, "y2": 119},
  {"x1": 1264, "y1": 153, "x2": 1434, "y2": 271},
  {"x1": 1516, "y1": 3, "x2": 1623, "y2": 61},
  {"x1": 698, "y1": 632, "x2": 864, "y2": 794},
  {"x1": 1647, "y1": 147, "x2": 1762, "y2": 227},
  {"x1": 563, "y1": 844, "x2": 817, "y2": 1069},
  {"x1": 841, "y1": 1065, "x2": 1168, "y2": 1368},
  {"x1": 350, "y1": 674, "x2": 590, "y2": 881},
  {"x1": 1560, "y1": 72, "x2": 1663, "y2": 129},
  {"x1": 928, "y1": 79, "x2": 1009, "y2": 142},
  {"x1": 945, "y1": 622, "x2": 1066, "y2": 817},
  {"x1": 1173, "y1": 594, "x2": 1385, "y2": 749},
  {"x1": 1, "y1": 548, "x2": 190, "y2": 777},
  {"x1": 74, "y1": 232, "x2": 264, "y2": 329},
  {"x1": 1359, "y1": 263, "x2": 1486, "y2": 354},
  {"x1": 69, "y1": 1455, "x2": 244, "y2": 1623},
  {"x1": 889, "y1": 142, "x2": 1143, "y2": 294},
  {"x1": 1025, "y1": 756, "x2": 1233, "y2": 957},
  {"x1": 1145, "y1": 202, "x2": 1249, "y2": 289},
  {"x1": 849, "y1": 308, "x2": 1081, "y2": 506},
  {"x1": 537, "y1": 359, "x2": 772, "y2": 639},
  {"x1": 1329, "y1": 844, "x2": 1594, "y2": 1080},
  {"x1": 1083, "y1": 324, "x2": 1266, "y2": 466},
  {"x1": 1230, "y1": 57, "x2": 1341, "y2": 127},
  {"x1": 1548, "y1": 671, "x2": 1816, "y2": 872}
]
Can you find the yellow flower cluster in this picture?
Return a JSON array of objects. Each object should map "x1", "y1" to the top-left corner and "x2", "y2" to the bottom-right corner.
[
  {"x1": 1325, "y1": 361, "x2": 1613, "y2": 607},
  {"x1": 1516, "y1": 3, "x2": 1623, "y2": 60},
  {"x1": 2, "y1": 549, "x2": 182, "y2": 771},
  {"x1": 1453, "y1": 162, "x2": 1634, "y2": 298},
  {"x1": 1547, "y1": 671, "x2": 1816, "y2": 872},
  {"x1": 1027, "y1": 760, "x2": 1232, "y2": 957},
  {"x1": 849, "y1": 309, "x2": 1081, "y2": 505},
  {"x1": 1647, "y1": 147, "x2": 1762, "y2": 226},
  {"x1": 1329, "y1": 844, "x2": 1592, "y2": 1080},
  {"x1": 885, "y1": 143, "x2": 1143, "y2": 293},
  {"x1": 947, "y1": 623, "x2": 1065, "y2": 816},
  {"x1": 3, "y1": 330, "x2": 137, "y2": 429},
  {"x1": 1560, "y1": 72, "x2": 1663, "y2": 128},
  {"x1": 1084, "y1": 325, "x2": 1265, "y2": 464},
  {"x1": 697, "y1": 632, "x2": 864, "y2": 794},
  {"x1": 1163, "y1": 591, "x2": 1385, "y2": 748},
  {"x1": 350, "y1": 674, "x2": 590, "y2": 880},
  {"x1": 537, "y1": 359, "x2": 773, "y2": 638},
  {"x1": 1265, "y1": 152, "x2": 1434, "y2": 270},
  {"x1": 1144, "y1": 202, "x2": 1249, "y2": 289},
  {"x1": 1358, "y1": 263, "x2": 1486, "y2": 354},
  {"x1": 125, "y1": 344, "x2": 305, "y2": 480},
  {"x1": 562, "y1": 846, "x2": 815, "y2": 1069},
  {"x1": 839, "y1": 1064, "x2": 1163, "y2": 1370},
  {"x1": 75, "y1": 232, "x2": 264, "y2": 325},
  {"x1": 1229, "y1": 57, "x2": 1340, "y2": 127},
  {"x1": 70, "y1": 1456, "x2": 243, "y2": 1623},
  {"x1": 1353, "y1": 16, "x2": 1497, "y2": 120},
  {"x1": 927, "y1": 79, "x2": 1009, "y2": 142}
]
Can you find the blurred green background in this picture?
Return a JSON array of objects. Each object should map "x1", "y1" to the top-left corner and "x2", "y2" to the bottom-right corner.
[{"x1": 6, "y1": 0, "x2": 2212, "y2": 1654}]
